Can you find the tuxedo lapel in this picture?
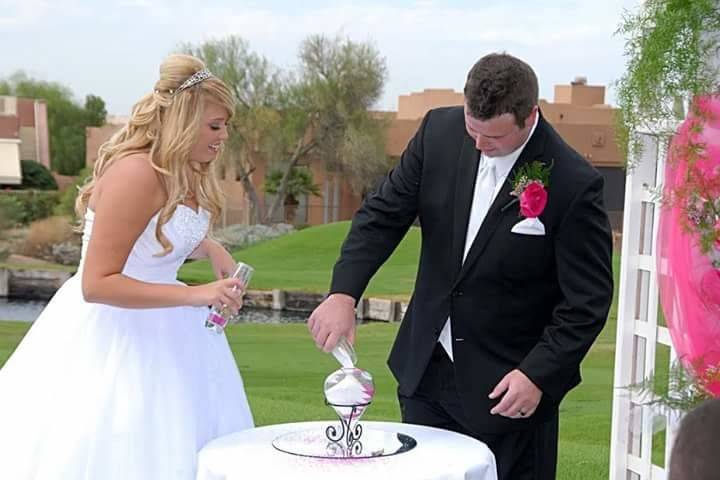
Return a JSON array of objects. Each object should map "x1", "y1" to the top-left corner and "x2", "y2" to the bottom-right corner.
[
  {"x1": 451, "y1": 135, "x2": 481, "y2": 277},
  {"x1": 453, "y1": 118, "x2": 550, "y2": 287}
]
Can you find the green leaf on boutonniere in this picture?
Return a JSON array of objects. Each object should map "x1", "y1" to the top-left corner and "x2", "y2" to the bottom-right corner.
[{"x1": 511, "y1": 159, "x2": 553, "y2": 197}]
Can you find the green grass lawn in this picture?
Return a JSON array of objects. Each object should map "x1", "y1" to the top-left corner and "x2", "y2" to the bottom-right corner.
[
  {"x1": 0, "y1": 225, "x2": 625, "y2": 479},
  {"x1": 179, "y1": 222, "x2": 421, "y2": 299},
  {"x1": 0, "y1": 319, "x2": 617, "y2": 479},
  {"x1": 0, "y1": 316, "x2": 619, "y2": 479}
]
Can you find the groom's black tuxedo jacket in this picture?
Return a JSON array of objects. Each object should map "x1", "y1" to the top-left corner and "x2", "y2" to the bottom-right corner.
[{"x1": 330, "y1": 106, "x2": 613, "y2": 434}]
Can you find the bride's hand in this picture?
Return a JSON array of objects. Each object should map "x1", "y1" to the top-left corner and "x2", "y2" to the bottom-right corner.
[
  {"x1": 205, "y1": 239, "x2": 237, "y2": 280},
  {"x1": 189, "y1": 278, "x2": 244, "y2": 314}
]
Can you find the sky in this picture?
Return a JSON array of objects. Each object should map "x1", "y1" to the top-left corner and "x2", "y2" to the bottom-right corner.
[{"x1": 1, "y1": 0, "x2": 642, "y2": 116}]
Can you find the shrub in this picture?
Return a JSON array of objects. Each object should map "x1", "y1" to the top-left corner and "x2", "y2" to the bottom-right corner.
[
  {"x1": 55, "y1": 167, "x2": 91, "y2": 217},
  {"x1": 0, "y1": 194, "x2": 24, "y2": 230},
  {"x1": 20, "y1": 216, "x2": 76, "y2": 259},
  {"x1": 0, "y1": 190, "x2": 60, "y2": 224},
  {"x1": 19, "y1": 160, "x2": 58, "y2": 190}
]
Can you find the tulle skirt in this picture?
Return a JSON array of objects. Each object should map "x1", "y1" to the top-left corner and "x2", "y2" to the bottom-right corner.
[{"x1": 0, "y1": 275, "x2": 254, "y2": 479}]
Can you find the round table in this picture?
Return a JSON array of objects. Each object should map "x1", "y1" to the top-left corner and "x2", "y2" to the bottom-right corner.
[{"x1": 196, "y1": 421, "x2": 497, "y2": 480}]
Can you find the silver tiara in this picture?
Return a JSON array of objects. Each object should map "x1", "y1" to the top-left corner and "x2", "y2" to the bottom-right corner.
[{"x1": 173, "y1": 69, "x2": 213, "y2": 95}]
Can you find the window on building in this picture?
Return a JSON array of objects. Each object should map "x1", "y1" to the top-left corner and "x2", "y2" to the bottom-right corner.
[
  {"x1": 0, "y1": 96, "x2": 17, "y2": 116},
  {"x1": 592, "y1": 132, "x2": 606, "y2": 148}
]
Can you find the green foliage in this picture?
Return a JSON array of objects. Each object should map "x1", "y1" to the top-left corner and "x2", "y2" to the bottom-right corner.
[
  {"x1": 184, "y1": 34, "x2": 388, "y2": 223},
  {"x1": 182, "y1": 36, "x2": 286, "y2": 223},
  {"x1": 1, "y1": 72, "x2": 108, "y2": 175},
  {"x1": 264, "y1": 167, "x2": 321, "y2": 201},
  {"x1": 50, "y1": 123, "x2": 86, "y2": 176},
  {"x1": 260, "y1": 34, "x2": 387, "y2": 221},
  {"x1": 511, "y1": 160, "x2": 552, "y2": 195},
  {"x1": 84, "y1": 94, "x2": 107, "y2": 126},
  {"x1": 18, "y1": 160, "x2": 58, "y2": 190},
  {"x1": 615, "y1": 0, "x2": 720, "y2": 162},
  {"x1": 54, "y1": 167, "x2": 92, "y2": 217},
  {"x1": 664, "y1": 101, "x2": 720, "y2": 263},
  {"x1": 0, "y1": 195, "x2": 24, "y2": 230},
  {"x1": 18, "y1": 191, "x2": 60, "y2": 223},
  {"x1": 340, "y1": 115, "x2": 393, "y2": 195},
  {"x1": 295, "y1": 34, "x2": 388, "y2": 166},
  {"x1": 630, "y1": 359, "x2": 717, "y2": 413},
  {"x1": 1, "y1": 190, "x2": 60, "y2": 224}
]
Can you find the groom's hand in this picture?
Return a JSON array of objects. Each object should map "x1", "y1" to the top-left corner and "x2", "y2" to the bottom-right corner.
[
  {"x1": 488, "y1": 369, "x2": 542, "y2": 419},
  {"x1": 308, "y1": 293, "x2": 356, "y2": 352}
]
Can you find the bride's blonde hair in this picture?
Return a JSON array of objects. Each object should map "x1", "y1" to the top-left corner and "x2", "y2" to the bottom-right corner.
[{"x1": 76, "y1": 54, "x2": 234, "y2": 255}]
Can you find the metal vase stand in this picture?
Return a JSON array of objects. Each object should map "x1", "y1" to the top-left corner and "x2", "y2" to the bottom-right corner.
[{"x1": 324, "y1": 401, "x2": 371, "y2": 456}]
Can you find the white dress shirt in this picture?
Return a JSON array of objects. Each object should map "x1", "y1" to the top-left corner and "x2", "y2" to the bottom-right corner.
[{"x1": 438, "y1": 113, "x2": 539, "y2": 361}]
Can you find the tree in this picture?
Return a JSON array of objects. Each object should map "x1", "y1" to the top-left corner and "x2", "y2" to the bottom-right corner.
[
  {"x1": 340, "y1": 115, "x2": 393, "y2": 196},
  {"x1": 84, "y1": 94, "x2": 107, "y2": 126},
  {"x1": 615, "y1": 0, "x2": 720, "y2": 162},
  {"x1": 183, "y1": 36, "x2": 286, "y2": 224},
  {"x1": 264, "y1": 167, "x2": 321, "y2": 223},
  {"x1": 184, "y1": 34, "x2": 388, "y2": 224},
  {"x1": 263, "y1": 34, "x2": 388, "y2": 222},
  {"x1": 1, "y1": 72, "x2": 108, "y2": 176}
]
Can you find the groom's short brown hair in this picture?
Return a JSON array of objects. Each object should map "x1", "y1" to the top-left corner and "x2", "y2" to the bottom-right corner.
[{"x1": 464, "y1": 52, "x2": 539, "y2": 129}]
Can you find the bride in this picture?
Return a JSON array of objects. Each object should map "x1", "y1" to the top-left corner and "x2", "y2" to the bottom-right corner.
[{"x1": 0, "y1": 54, "x2": 254, "y2": 479}]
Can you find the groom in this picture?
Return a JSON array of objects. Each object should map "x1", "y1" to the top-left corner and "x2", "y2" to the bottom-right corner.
[{"x1": 308, "y1": 52, "x2": 613, "y2": 479}]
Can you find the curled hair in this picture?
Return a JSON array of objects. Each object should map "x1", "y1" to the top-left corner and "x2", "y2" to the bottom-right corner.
[{"x1": 76, "y1": 54, "x2": 235, "y2": 255}]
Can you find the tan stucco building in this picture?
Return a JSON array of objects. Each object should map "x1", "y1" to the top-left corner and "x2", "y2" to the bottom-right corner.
[
  {"x1": 86, "y1": 77, "x2": 624, "y2": 228},
  {"x1": 385, "y1": 77, "x2": 625, "y2": 228}
]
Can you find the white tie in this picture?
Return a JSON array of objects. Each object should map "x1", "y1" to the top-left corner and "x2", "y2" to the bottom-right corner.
[
  {"x1": 439, "y1": 156, "x2": 497, "y2": 361},
  {"x1": 463, "y1": 157, "x2": 497, "y2": 261}
]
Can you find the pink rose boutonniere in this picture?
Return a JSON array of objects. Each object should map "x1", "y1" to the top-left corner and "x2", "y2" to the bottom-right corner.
[
  {"x1": 518, "y1": 181, "x2": 548, "y2": 218},
  {"x1": 508, "y1": 160, "x2": 552, "y2": 236}
]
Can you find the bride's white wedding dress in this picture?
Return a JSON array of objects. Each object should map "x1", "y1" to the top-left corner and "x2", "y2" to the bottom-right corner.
[{"x1": 0, "y1": 206, "x2": 254, "y2": 479}]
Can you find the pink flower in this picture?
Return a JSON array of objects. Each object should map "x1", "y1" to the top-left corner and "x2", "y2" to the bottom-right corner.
[
  {"x1": 695, "y1": 96, "x2": 713, "y2": 115},
  {"x1": 519, "y1": 181, "x2": 548, "y2": 218},
  {"x1": 695, "y1": 95, "x2": 720, "y2": 129},
  {"x1": 676, "y1": 116, "x2": 702, "y2": 146},
  {"x1": 700, "y1": 268, "x2": 720, "y2": 307}
]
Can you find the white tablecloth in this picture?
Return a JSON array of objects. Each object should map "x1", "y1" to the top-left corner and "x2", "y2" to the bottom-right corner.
[{"x1": 196, "y1": 421, "x2": 497, "y2": 480}]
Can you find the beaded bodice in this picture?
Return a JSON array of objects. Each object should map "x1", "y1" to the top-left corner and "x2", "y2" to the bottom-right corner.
[{"x1": 79, "y1": 205, "x2": 210, "y2": 283}]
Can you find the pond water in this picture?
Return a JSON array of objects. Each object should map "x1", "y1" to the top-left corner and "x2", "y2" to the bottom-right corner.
[
  {"x1": 0, "y1": 299, "x2": 310, "y2": 324},
  {"x1": 0, "y1": 299, "x2": 48, "y2": 323}
]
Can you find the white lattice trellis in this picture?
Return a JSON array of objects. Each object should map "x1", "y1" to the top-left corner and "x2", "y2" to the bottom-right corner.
[{"x1": 609, "y1": 130, "x2": 683, "y2": 480}]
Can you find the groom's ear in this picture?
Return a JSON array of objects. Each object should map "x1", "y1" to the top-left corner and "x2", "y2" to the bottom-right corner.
[
  {"x1": 520, "y1": 106, "x2": 538, "y2": 129},
  {"x1": 531, "y1": 105, "x2": 539, "y2": 122}
]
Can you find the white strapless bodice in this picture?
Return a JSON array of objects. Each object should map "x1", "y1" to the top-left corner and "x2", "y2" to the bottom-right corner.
[{"x1": 80, "y1": 205, "x2": 210, "y2": 283}]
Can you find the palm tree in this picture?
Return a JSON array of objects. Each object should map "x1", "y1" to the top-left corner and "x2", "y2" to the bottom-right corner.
[{"x1": 263, "y1": 167, "x2": 321, "y2": 223}]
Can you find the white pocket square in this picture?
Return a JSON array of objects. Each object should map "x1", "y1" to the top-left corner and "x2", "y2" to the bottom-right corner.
[{"x1": 511, "y1": 217, "x2": 546, "y2": 236}]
